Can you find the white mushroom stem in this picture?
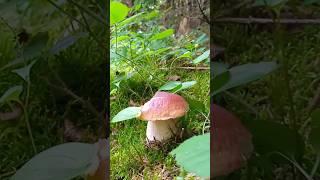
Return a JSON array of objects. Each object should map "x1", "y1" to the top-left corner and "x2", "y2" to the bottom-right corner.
[{"x1": 146, "y1": 119, "x2": 179, "y2": 142}]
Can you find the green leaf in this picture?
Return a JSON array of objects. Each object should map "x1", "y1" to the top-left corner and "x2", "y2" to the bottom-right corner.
[
  {"x1": 170, "y1": 133, "x2": 210, "y2": 178},
  {"x1": 143, "y1": 10, "x2": 159, "y2": 20},
  {"x1": 111, "y1": 35, "x2": 130, "y2": 44},
  {"x1": 160, "y1": 81, "x2": 197, "y2": 93},
  {"x1": 11, "y1": 143, "x2": 98, "y2": 180},
  {"x1": 1, "y1": 33, "x2": 48, "y2": 71},
  {"x1": 179, "y1": 81, "x2": 197, "y2": 91},
  {"x1": 195, "y1": 33, "x2": 209, "y2": 45},
  {"x1": 0, "y1": 86, "x2": 23, "y2": 105},
  {"x1": 310, "y1": 109, "x2": 320, "y2": 151},
  {"x1": 242, "y1": 119, "x2": 304, "y2": 158},
  {"x1": 50, "y1": 33, "x2": 87, "y2": 55},
  {"x1": 212, "y1": 62, "x2": 278, "y2": 96},
  {"x1": 211, "y1": 62, "x2": 229, "y2": 76},
  {"x1": 111, "y1": 107, "x2": 141, "y2": 123},
  {"x1": 149, "y1": 29, "x2": 174, "y2": 41},
  {"x1": 159, "y1": 81, "x2": 182, "y2": 91},
  {"x1": 117, "y1": 12, "x2": 145, "y2": 27},
  {"x1": 23, "y1": 32, "x2": 49, "y2": 60},
  {"x1": 211, "y1": 71, "x2": 230, "y2": 93},
  {"x1": 193, "y1": 50, "x2": 210, "y2": 64},
  {"x1": 177, "y1": 51, "x2": 192, "y2": 59},
  {"x1": 110, "y1": 1, "x2": 129, "y2": 25},
  {"x1": 12, "y1": 61, "x2": 37, "y2": 82}
]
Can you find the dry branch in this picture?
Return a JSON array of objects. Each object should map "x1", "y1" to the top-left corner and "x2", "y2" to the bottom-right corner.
[{"x1": 214, "y1": 17, "x2": 320, "y2": 24}]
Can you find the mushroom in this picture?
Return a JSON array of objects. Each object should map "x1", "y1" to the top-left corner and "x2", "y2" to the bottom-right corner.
[
  {"x1": 212, "y1": 104, "x2": 253, "y2": 177},
  {"x1": 138, "y1": 91, "x2": 189, "y2": 143},
  {"x1": 87, "y1": 138, "x2": 109, "y2": 180}
]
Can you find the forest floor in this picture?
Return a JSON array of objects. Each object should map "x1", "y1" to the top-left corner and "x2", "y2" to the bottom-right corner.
[
  {"x1": 110, "y1": 62, "x2": 210, "y2": 179},
  {"x1": 213, "y1": 20, "x2": 320, "y2": 179}
]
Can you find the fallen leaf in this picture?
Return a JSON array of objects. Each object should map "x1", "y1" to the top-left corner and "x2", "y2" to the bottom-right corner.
[{"x1": 167, "y1": 75, "x2": 180, "y2": 81}]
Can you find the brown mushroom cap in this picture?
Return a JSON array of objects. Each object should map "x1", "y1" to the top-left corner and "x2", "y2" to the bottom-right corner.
[
  {"x1": 138, "y1": 91, "x2": 189, "y2": 121},
  {"x1": 212, "y1": 104, "x2": 253, "y2": 177}
]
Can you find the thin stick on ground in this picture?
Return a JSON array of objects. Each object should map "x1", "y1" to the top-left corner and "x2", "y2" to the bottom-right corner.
[
  {"x1": 160, "y1": 66, "x2": 209, "y2": 70},
  {"x1": 214, "y1": 17, "x2": 320, "y2": 24}
]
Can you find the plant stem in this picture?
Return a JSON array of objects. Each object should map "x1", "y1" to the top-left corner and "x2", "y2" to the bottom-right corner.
[
  {"x1": 213, "y1": 17, "x2": 320, "y2": 24},
  {"x1": 18, "y1": 101, "x2": 37, "y2": 154},
  {"x1": 311, "y1": 152, "x2": 320, "y2": 178},
  {"x1": 67, "y1": 0, "x2": 107, "y2": 26},
  {"x1": 276, "y1": 152, "x2": 313, "y2": 180}
]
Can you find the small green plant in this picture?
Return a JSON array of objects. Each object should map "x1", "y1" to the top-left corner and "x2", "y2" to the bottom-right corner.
[{"x1": 110, "y1": 1, "x2": 210, "y2": 178}]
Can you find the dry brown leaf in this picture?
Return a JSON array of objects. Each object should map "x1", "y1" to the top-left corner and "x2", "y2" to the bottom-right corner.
[
  {"x1": 129, "y1": 99, "x2": 140, "y2": 106},
  {"x1": 167, "y1": 75, "x2": 181, "y2": 81},
  {"x1": 0, "y1": 106, "x2": 22, "y2": 121},
  {"x1": 63, "y1": 119, "x2": 82, "y2": 142}
]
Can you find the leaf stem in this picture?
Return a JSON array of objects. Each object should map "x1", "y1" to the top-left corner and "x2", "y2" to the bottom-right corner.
[
  {"x1": 311, "y1": 152, "x2": 320, "y2": 178},
  {"x1": 18, "y1": 100, "x2": 37, "y2": 154}
]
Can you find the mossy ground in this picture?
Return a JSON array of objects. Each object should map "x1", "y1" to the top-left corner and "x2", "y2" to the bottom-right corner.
[
  {"x1": 110, "y1": 61, "x2": 210, "y2": 179},
  {"x1": 213, "y1": 24, "x2": 320, "y2": 178}
]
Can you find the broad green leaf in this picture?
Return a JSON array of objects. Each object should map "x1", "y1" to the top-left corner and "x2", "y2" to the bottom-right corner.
[
  {"x1": 310, "y1": 109, "x2": 320, "y2": 151},
  {"x1": 23, "y1": 32, "x2": 49, "y2": 60},
  {"x1": 50, "y1": 33, "x2": 87, "y2": 55},
  {"x1": 12, "y1": 61, "x2": 37, "y2": 82},
  {"x1": 143, "y1": 10, "x2": 159, "y2": 20},
  {"x1": 111, "y1": 107, "x2": 141, "y2": 123},
  {"x1": 179, "y1": 81, "x2": 197, "y2": 91},
  {"x1": 195, "y1": 33, "x2": 209, "y2": 45},
  {"x1": 242, "y1": 119, "x2": 304, "y2": 159},
  {"x1": 110, "y1": 1, "x2": 129, "y2": 25},
  {"x1": 149, "y1": 29, "x2": 174, "y2": 41},
  {"x1": 193, "y1": 50, "x2": 210, "y2": 64},
  {"x1": 0, "y1": 86, "x2": 23, "y2": 105},
  {"x1": 1, "y1": 33, "x2": 48, "y2": 71},
  {"x1": 11, "y1": 143, "x2": 98, "y2": 180},
  {"x1": 211, "y1": 62, "x2": 229, "y2": 76},
  {"x1": 153, "y1": 47, "x2": 171, "y2": 55},
  {"x1": 111, "y1": 35, "x2": 130, "y2": 44},
  {"x1": 171, "y1": 133, "x2": 210, "y2": 178},
  {"x1": 177, "y1": 51, "x2": 192, "y2": 59},
  {"x1": 117, "y1": 12, "x2": 145, "y2": 27},
  {"x1": 212, "y1": 62, "x2": 278, "y2": 96},
  {"x1": 0, "y1": 1, "x2": 20, "y2": 28},
  {"x1": 211, "y1": 71, "x2": 230, "y2": 93},
  {"x1": 159, "y1": 81, "x2": 182, "y2": 91},
  {"x1": 0, "y1": 58, "x2": 25, "y2": 72}
]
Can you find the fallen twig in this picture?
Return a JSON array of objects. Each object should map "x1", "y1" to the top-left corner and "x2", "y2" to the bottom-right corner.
[
  {"x1": 214, "y1": 17, "x2": 320, "y2": 24},
  {"x1": 160, "y1": 66, "x2": 209, "y2": 70}
]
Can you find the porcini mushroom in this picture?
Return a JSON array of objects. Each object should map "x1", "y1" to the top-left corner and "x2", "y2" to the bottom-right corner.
[
  {"x1": 87, "y1": 138, "x2": 109, "y2": 180},
  {"x1": 212, "y1": 104, "x2": 253, "y2": 177},
  {"x1": 138, "y1": 91, "x2": 189, "y2": 143}
]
